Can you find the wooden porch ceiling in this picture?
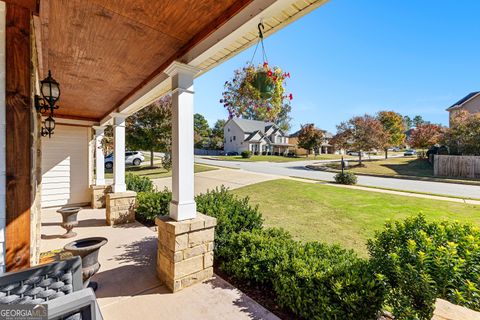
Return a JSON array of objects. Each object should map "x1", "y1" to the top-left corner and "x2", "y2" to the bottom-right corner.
[{"x1": 38, "y1": 0, "x2": 253, "y2": 121}]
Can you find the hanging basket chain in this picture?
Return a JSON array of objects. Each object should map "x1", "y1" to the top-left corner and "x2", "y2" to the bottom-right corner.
[{"x1": 250, "y1": 22, "x2": 268, "y2": 65}]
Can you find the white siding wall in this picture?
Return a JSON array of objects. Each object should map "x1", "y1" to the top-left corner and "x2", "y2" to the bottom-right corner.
[
  {"x1": 223, "y1": 121, "x2": 248, "y2": 153},
  {"x1": 41, "y1": 125, "x2": 90, "y2": 208},
  {"x1": 0, "y1": 1, "x2": 5, "y2": 273}
]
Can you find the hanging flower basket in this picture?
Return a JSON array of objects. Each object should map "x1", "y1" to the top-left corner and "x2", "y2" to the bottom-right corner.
[
  {"x1": 219, "y1": 22, "x2": 293, "y2": 125},
  {"x1": 221, "y1": 62, "x2": 292, "y2": 121}
]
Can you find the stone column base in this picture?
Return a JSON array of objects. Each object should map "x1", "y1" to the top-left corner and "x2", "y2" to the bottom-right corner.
[
  {"x1": 90, "y1": 184, "x2": 112, "y2": 209},
  {"x1": 155, "y1": 213, "x2": 217, "y2": 292},
  {"x1": 105, "y1": 191, "x2": 137, "y2": 225}
]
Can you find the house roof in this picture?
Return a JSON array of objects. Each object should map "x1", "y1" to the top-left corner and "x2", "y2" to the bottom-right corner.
[
  {"x1": 230, "y1": 118, "x2": 275, "y2": 134},
  {"x1": 446, "y1": 92, "x2": 480, "y2": 111}
]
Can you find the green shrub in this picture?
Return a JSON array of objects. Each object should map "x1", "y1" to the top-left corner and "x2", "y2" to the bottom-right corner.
[
  {"x1": 274, "y1": 242, "x2": 385, "y2": 320},
  {"x1": 220, "y1": 228, "x2": 294, "y2": 285},
  {"x1": 241, "y1": 150, "x2": 252, "y2": 158},
  {"x1": 136, "y1": 189, "x2": 171, "y2": 223},
  {"x1": 195, "y1": 186, "x2": 263, "y2": 259},
  {"x1": 368, "y1": 214, "x2": 480, "y2": 319},
  {"x1": 126, "y1": 173, "x2": 154, "y2": 193},
  {"x1": 334, "y1": 171, "x2": 358, "y2": 185}
]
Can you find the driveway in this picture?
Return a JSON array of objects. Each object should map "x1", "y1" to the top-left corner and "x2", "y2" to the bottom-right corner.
[
  {"x1": 195, "y1": 157, "x2": 480, "y2": 199},
  {"x1": 153, "y1": 167, "x2": 279, "y2": 195}
]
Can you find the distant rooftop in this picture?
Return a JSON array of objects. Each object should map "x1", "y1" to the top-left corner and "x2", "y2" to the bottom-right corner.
[
  {"x1": 229, "y1": 118, "x2": 275, "y2": 134},
  {"x1": 447, "y1": 92, "x2": 480, "y2": 111}
]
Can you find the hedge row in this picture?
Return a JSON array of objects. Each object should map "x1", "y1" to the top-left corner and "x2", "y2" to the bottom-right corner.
[{"x1": 130, "y1": 174, "x2": 480, "y2": 319}]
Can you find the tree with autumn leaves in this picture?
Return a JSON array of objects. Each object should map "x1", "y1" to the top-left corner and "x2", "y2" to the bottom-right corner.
[
  {"x1": 408, "y1": 123, "x2": 444, "y2": 158},
  {"x1": 442, "y1": 110, "x2": 480, "y2": 156},
  {"x1": 297, "y1": 124, "x2": 324, "y2": 156},
  {"x1": 377, "y1": 111, "x2": 406, "y2": 159},
  {"x1": 332, "y1": 114, "x2": 388, "y2": 165}
]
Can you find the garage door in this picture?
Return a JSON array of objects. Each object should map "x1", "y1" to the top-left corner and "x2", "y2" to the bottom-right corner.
[{"x1": 41, "y1": 125, "x2": 90, "y2": 208}]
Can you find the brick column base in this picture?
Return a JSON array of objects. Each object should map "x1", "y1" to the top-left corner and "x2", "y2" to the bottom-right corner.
[
  {"x1": 90, "y1": 184, "x2": 111, "y2": 209},
  {"x1": 155, "y1": 213, "x2": 217, "y2": 292},
  {"x1": 105, "y1": 191, "x2": 137, "y2": 225}
]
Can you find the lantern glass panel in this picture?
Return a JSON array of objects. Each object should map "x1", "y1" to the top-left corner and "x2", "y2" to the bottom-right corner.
[{"x1": 45, "y1": 116, "x2": 55, "y2": 131}]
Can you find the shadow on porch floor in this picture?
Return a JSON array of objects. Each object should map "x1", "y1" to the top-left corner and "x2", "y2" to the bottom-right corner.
[{"x1": 40, "y1": 207, "x2": 279, "y2": 320}]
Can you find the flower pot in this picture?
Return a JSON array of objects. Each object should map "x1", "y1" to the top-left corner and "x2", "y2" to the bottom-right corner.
[
  {"x1": 57, "y1": 207, "x2": 81, "y2": 238},
  {"x1": 252, "y1": 71, "x2": 274, "y2": 99},
  {"x1": 64, "y1": 237, "x2": 108, "y2": 291}
]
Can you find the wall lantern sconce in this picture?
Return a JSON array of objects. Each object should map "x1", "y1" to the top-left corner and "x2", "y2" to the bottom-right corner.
[{"x1": 35, "y1": 70, "x2": 60, "y2": 138}]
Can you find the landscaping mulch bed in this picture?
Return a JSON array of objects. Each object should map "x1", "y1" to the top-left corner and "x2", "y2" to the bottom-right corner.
[{"x1": 214, "y1": 266, "x2": 300, "y2": 320}]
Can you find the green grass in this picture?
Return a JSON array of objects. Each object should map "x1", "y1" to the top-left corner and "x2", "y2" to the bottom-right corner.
[
  {"x1": 211, "y1": 154, "x2": 355, "y2": 162},
  {"x1": 105, "y1": 164, "x2": 216, "y2": 179},
  {"x1": 326, "y1": 156, "x2": 433, "y2": 177},
  {"x1": 231, "y1": 179, "x2": 480, "y2": 256},
  {"x1": 320, "y1": 156, "x2": 480, "y2": 185}
]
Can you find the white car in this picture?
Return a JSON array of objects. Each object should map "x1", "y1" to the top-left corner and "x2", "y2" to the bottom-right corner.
[{"x1": 105, "y1": 151, "x2": 145, "y2": 169}]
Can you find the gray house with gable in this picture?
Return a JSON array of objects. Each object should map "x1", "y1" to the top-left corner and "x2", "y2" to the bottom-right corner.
[{"x1": 223, "y1": 118, "x2": 292, "y2": 155}]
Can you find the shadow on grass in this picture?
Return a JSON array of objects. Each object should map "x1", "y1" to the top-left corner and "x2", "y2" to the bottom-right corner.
[{"x1": 382, "y1": 158, "x2": 433, "y2": 177}]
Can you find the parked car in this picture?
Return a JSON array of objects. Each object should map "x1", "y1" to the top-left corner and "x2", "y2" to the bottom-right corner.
[
  {"x1": 403, "y1": 149, "x2": 417, "y2": 156},
  {"x1": 220, "y1": 151, "x2": 239, "y2": 156},
  {"x1": 347, "y1": 151, "x2": 367, "y2": 156},
  {"x1": 105, "y1": 151, "x2": 145, "y2": 169}
]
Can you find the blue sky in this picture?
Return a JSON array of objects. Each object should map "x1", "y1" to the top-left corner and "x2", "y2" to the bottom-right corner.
[{"x1": 194, "y1": 0, "x2": 480, "y2": 134}]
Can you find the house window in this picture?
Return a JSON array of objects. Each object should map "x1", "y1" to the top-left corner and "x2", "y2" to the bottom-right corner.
[
  {"x1": 230, "y1": 137, "x2": 232, "y2": 142},
  {"x1": 233, "y1": 136, "x2": 236, "y2": 141},
  {"x1": 228, "y1": 128, "x2": 230, "y2": 132}
]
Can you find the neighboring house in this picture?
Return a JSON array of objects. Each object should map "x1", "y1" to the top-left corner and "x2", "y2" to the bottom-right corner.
[
  {"x1": 446, "y1": 91, "x2": 480, "y2": 126},
  {"x1": 289, "y1": 129, "x2": 335, "y2": 155},
  {"x1": 223, "y1": 118, "x2": 292, "y2": 155}
]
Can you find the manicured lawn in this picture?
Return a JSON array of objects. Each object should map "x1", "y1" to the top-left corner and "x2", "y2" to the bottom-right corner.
[
  {"x1": 212, "y1": 154, "x2": 355, "y2": 162},
  {"x1": 326, "y1": 156, "x2": 433, "y2": 177},
  {"x1": 105, "y1": 164, "x2": 216, "y2": 179},
  {"x1": 231, "y1": 179, "x2": 480, "y2": 256}
]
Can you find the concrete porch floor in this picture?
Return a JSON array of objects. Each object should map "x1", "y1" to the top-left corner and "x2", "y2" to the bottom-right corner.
[{"x1": 40, "y1": 207, "x2": 279, "y2": 320}]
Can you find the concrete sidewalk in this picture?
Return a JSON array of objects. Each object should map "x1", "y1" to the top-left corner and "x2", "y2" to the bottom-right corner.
[
  {"x1": 40, "y1": 208, "x2": 279, "y2": 320},
  {"x1": 153, "y1": 167, "x2": 279, "y2": 195}
]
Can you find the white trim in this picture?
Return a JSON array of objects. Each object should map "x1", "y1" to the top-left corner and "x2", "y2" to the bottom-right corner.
[
  {"x1": 93, "y1": 126, "x2": 106, "y2": 186},
  {"x1": 112, "y1": 115, "x2": 126, "y2": 193}
]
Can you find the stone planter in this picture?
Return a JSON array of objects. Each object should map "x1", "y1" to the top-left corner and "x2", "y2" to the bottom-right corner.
[
  {"x1": 57, "y1": 207, "x2": 81, "y2": 238},
  {"x1": 64, "y1": 237, "x2": 108, "y2": 291}
]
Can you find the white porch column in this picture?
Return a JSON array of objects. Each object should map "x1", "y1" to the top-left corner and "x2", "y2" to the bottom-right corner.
[
  {"x1": 112, "y1": 113, "x2": 127, "y2": 193},
  {"x1": 93, "y1": 126, "x2": 106, "y2": 186},
  {"x1": 165, "y1": 62, "x2": 200, "y2": 221}
]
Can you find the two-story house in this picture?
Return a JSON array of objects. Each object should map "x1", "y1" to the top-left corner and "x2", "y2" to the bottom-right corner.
[
  {"x1": 446, "y1": 91, "x2": 480, "y2": 126},
  {"x1": 223, "y1": 118, "x2": 292, "y2": 155}
]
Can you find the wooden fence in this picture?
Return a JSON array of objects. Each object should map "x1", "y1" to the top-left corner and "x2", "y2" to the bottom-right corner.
[{"x1": 434, "y1": 155, "x2": 480, "y2": 179}]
